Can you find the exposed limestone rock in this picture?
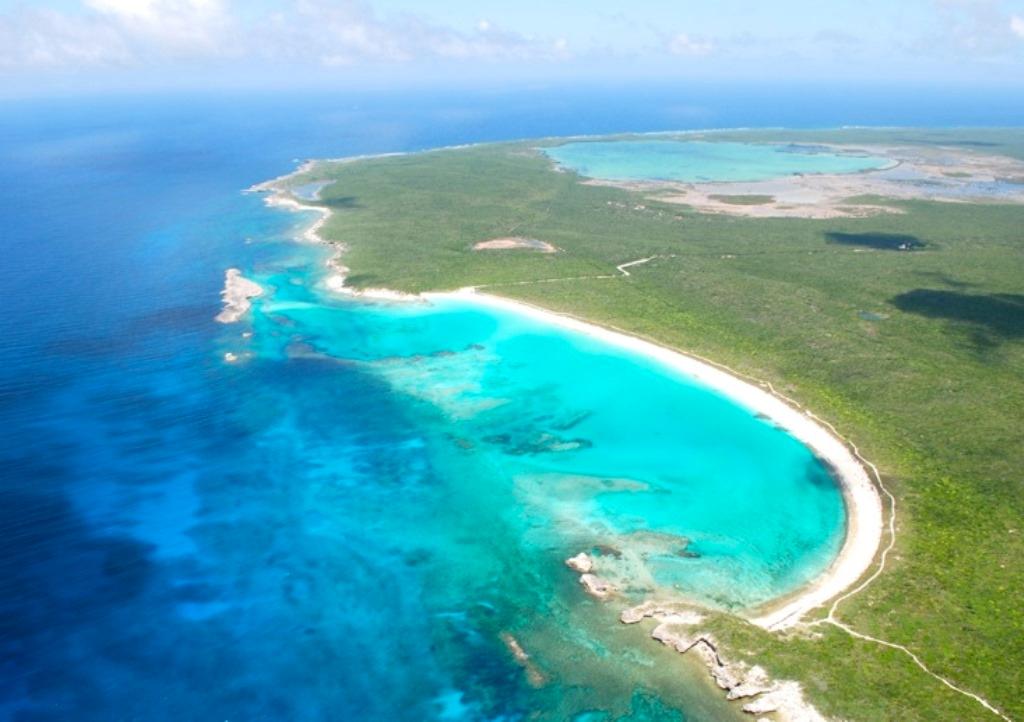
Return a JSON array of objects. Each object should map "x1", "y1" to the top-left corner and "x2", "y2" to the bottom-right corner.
[
  {"x1": 707, "y1": 654, "x2": 744, "y2": 691},
  {"x1": 626, "y1": 604, "x2": 826, "y2": 721},
  {"x1": 215, "y1": 268, "x2": 263, "y2": 323},
  {"x1": 621, "y1": 600, "x2": 704, "y2": 626},
  {"x1": 743, "y1": 682, "x2": 827, "y2": 721},
  {"x1": 742, "y1": 696, "x2": 779, "y2": 715},
  {"x1": 565, "y1": 552, "x2": 594, "y2": 574},
  {"x1": 620, "y1": 606, "x2": 649, "y2": 625},
  {"x1": 726, "y1": 665, "x2": 774, "y2": 701},
  {"x1": 650, "y1": 624, "x2": 707, "y2": 654},
  {"x1": 578, "y1": 573, "x2": 615, "y2": 598}
]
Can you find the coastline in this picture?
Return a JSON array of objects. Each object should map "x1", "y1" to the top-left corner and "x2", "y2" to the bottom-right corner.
[
  {"x1": 429, "y1": 287, "x2": 885, "y2": 631},
  {"x1": 244, "y1": 148, "x2": 901, "y2": 722},
  {"x1": 254, "y1": 151, "x2": 886, "y2": 632},
  {"x1": 263, "y1": 192, "x2": 331, "y2": 244}
]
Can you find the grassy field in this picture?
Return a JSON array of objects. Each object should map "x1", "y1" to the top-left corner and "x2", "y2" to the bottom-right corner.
[{"x1": 287, "y1": 129, "x2": 1024, "y2": 721}]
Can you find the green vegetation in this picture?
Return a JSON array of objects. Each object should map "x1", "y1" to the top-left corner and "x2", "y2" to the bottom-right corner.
[{"x1": 288, "y1": 128, "x2": 1024, "y2": 721}]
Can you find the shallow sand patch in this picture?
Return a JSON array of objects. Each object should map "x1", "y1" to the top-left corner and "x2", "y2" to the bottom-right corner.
[{"x1": 473, "y1": 237, "x2": 557, "y2": 252}]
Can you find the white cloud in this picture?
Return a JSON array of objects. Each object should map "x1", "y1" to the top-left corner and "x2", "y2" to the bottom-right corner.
[
  {"x1": 86, "y1": 0, "x2": 233, "y2": 55},
  {"x1": 0, "y1": 0, "x2": 570, "y2": 71},
  {"x1": 1011, "y1": 15, "x2": 1024, "y2": 38},
  {"x1": 668, "y1": 33, "x2": 713, "y2": 57},
  {"x1": 927, "y1": 0, "x2": 1024, "y2": 56},
  {"x1": 0, "y1": 8, "x2": 130, "y2": 69},
  {"x1": 262, "y1": 0, "x2": 566, "y2": 65}
]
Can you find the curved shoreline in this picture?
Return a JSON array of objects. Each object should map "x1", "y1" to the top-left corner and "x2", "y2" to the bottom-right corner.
[
  {"x1": 430, "y1": 288, "x2": 884, "y2": 631},
  {"x1": 254, "y1": 147, "x2": 886, "y2": 632}
]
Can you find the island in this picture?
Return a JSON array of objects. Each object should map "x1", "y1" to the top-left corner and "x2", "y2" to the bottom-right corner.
[{"x1": 246, "y1": 129, "x2": 1024, "y2": 722}]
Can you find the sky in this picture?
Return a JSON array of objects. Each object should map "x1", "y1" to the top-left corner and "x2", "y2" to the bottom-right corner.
[{"x1": 1, "y1": 0, "x2": 1024, "y2": 95}]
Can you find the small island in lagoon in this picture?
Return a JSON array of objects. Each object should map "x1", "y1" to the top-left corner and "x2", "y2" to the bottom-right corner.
[{"x1": 217, "y1": 129, "x2": 1024, "y2": 721}]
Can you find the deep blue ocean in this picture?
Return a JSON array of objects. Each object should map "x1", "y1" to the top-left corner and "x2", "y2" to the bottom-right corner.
[{"x1": 1, "y1": 85, "x2": 1022, "y2": 722}]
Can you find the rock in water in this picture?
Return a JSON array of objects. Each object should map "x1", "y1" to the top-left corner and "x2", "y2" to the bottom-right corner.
[
  {"x1": 579, "y1": 574, "x2": 615, "y2": 598},
  {"x1": 215, "y1": 268, "x2": 264, "y2": 324},
  {"x1": 565, "y1": 552, "x2": 594, "y2": 573}
]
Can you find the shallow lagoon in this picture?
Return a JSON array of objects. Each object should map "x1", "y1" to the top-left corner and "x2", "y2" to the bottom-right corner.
[
  {"x1": 543, "y1": 139, "x2": 891, "y2": 183},
  {"x1": 254, "y1": 267, "x2": 845, "y2": 611}
]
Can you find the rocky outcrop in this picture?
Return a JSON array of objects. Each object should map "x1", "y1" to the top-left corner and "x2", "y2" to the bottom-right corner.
[
  {"x1": 215, "y1": 268, "x2": 264, "y2": 323},
  {"x1": 621, "y1": 602, "x2": 826, "y2": 721},
  {"x1": 565, "y1": 552, "x2": 594, "y2": 574},
  {"x1": 565, "y1": 550, "x2": 616, "y2": 599},
  {"x1": 579, "y1": 573, "x2": 616, "y2": 598},
  {"x1": 741, "y1": 681, "x2": 825, "y2": 721},
  {"x1": 726, "y1": 666, "x2": 774, "y2": 701},
  {"x1": 621, "y1": 600, "x2": 705, "y2": 626}
]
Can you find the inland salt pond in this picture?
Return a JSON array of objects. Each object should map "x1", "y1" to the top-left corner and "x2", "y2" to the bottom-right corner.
[{"x1": 542, "y1": 139, "x2": 891, "y2": 183}]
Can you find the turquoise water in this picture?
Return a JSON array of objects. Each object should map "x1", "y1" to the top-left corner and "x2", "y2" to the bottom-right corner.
[
  {"x1": 250, "y1": 240, "x2": 845, "y2": 613},
  {"x1": 543, "y1": 139, "x2": 890, "y2": 182},
  {"x1": 221, "y1": 226, "x2": 847, "y2": 719},
  {"x1": 0, "y1": 94, "x2": 857, "y2": 721}
]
